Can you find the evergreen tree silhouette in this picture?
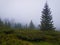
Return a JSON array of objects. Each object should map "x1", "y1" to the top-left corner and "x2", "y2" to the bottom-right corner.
[
  {"x1": 40, "y1": 2, "x2": 55, "y2": 31},
  {"x1": 29, "y1": 20, "x2": 35, "y2": 29}
]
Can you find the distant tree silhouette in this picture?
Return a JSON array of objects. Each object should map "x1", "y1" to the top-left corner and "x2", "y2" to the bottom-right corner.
[
  {"x1": 14, "y1": 23, "x2": 22, "y2": 29},
  {"x1": 0, "y1": 18, "x2": 3, "y2": 27},
  {"x1": 40, "y1": 2, "x2": 55, "y2": 31},
  {"x1": 24, "y1": 24, "x2": 28, "y2": 30},
  {"x1": 29, "y1": 20, "x2": 35, "y2": 29},
  {"x1": 4, "y1": 20, "x2": 11, "y2": 28}
]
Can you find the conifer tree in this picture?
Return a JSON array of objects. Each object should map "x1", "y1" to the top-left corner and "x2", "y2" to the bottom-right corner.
[
  {"x1": 29, "y1": 20, "x2": 35, "y2": 29},
  {"x1": 40, "y1": 2, "x2": 55, "y2": 31}
]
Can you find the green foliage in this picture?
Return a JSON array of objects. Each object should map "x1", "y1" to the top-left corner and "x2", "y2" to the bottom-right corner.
[
  {"x1": 15, "y1": 30, "x2": 60, "y2": 43},
  {"x1": 0, "y1": 29, "x2": 60, "y2": 45}
]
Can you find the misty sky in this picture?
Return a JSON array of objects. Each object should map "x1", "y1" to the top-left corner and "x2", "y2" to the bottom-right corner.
[{"x1": 0, "y1": 0, "x2": 60, "y2": 29}]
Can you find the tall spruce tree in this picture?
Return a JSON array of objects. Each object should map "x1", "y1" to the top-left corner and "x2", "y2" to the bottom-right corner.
[{"x1": 40, "y1": 2, "x2": 55, "y2": 31}]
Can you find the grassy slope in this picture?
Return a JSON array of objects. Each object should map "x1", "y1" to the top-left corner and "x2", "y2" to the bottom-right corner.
[{"x1": 0, "y1": 29, "x2": 60, "y2": 45}]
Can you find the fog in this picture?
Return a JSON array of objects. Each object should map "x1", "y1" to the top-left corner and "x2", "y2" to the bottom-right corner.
[{"x1": 0, "y1": 0, "x2": 60, "y2": 30}]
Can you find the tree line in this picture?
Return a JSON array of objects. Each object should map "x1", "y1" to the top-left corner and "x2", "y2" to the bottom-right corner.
[{"x1": 0, "y1": 2, "x2": 55, "y2": 31}]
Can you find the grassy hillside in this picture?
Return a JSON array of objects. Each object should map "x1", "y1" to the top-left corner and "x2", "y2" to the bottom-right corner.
[{"x1": 0, "y1": 29, "x2": 60, "y2": 45}]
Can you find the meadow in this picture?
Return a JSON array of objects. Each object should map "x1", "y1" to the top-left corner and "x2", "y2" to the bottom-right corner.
[{"x1": 0, "y1": 28, "x2": 60, "y2": 45}]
